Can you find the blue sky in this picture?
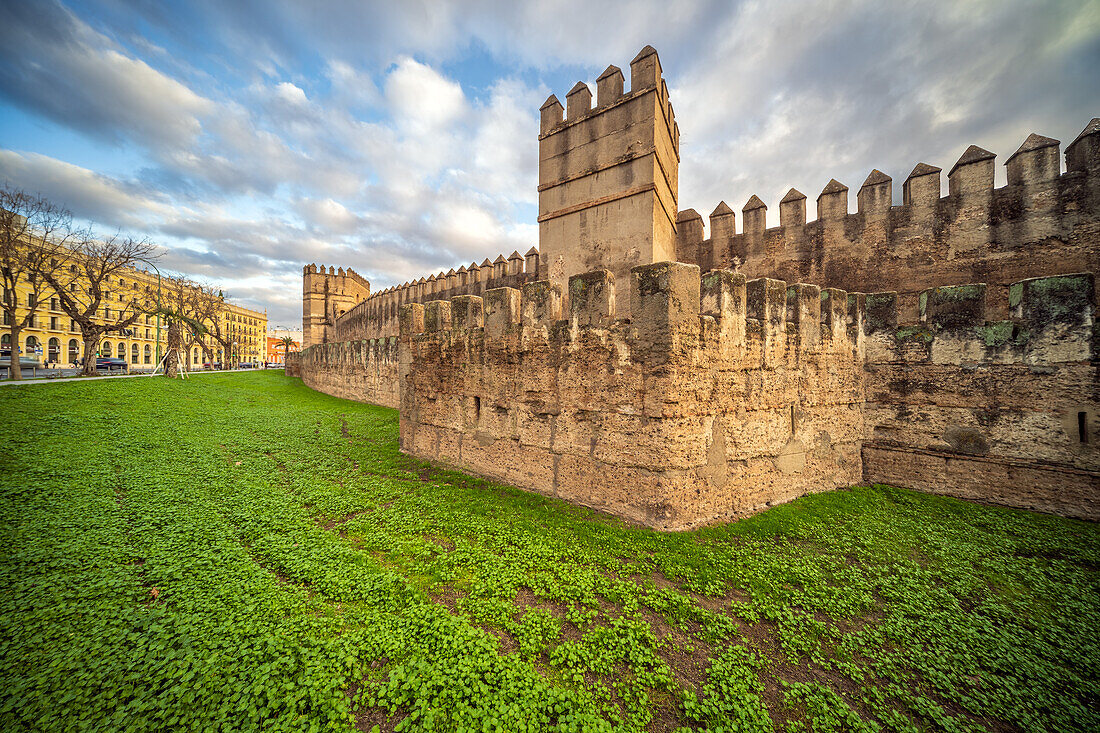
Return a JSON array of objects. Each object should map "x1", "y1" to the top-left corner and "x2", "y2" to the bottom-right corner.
[{"x1": 1, "y1": 0, "x2": 1097, "y2": 329}]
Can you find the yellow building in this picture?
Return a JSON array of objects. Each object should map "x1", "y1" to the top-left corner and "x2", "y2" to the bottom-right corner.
[
  {"x1": 3, "y1": 247, "x2": 266, "y2": 370},
  {"x1": 184, "y1": 301, "x2": 268, "y2": 368}
]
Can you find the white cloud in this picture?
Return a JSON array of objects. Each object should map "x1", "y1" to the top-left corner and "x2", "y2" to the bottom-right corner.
[
  {"x1": 1, "y1": 0, "x2": 1096, "y2": 328},
  {"x1": 0, "y1": 150, "x2": 169, "y2": 227},
  {"x1": 384, "y1": 57, "x2": 468, "y2": 133}
]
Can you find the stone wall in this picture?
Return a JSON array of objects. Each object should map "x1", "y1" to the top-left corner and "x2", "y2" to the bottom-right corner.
[
  {"x1": 302, "y1": 264, "x2": 371, "y2": 348},
  {"x1": 675, "y1": 122, "x2": 1100, "y2": 324},
  {"x1": 397, "y1": 262, "x2": 866, "y2": 530},
  {"x1": 538, "y1": 46, "x2": 680, "y2": 317},
  {"x1": 332, "y1": 249, "x2": 541, "y2": 342},
  {"x1": 292, "y1": 47, "x2": 1099, "y2": 528},
  {"x1": 285, "y1": 351, "x2": 301, "y2": 378},
  {"x1": 862, "y1": 273, "x2": 1099, "y2": 519},
  {"x1": 297, "y1": 338, "x2": 399, "y2": 409}
]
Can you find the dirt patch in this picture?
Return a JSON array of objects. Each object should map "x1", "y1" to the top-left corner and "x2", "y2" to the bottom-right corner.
[{"x1": 346, "y1": 681, "x2": 406, "y2": 733}]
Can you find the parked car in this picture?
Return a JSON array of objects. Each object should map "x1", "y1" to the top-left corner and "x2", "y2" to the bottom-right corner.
[
  {"x1": 95, "y1": 357, "x2": 129, "y2": 372},
  {"x1": 202, "y1": 361, "x2": 223, "y2": 370},
  {"x1": 238, "y1": 362, "x2": 256, "y2": 369}
]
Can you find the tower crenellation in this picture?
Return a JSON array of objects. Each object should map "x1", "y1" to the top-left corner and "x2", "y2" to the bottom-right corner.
[{"x1": 538, "y1": 45, "x2": 680, "y2": 317}]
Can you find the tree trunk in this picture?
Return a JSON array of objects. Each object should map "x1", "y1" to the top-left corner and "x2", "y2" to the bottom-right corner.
[
  {"x1": 81, "y1": 332, "x2": 100, "y2": 376},
  {"x1": 165, "y1": 320, "x2": 181, "y2": 378},
  {"x1": 7, "y1": 322, "x2": 21, "y2": 380}
]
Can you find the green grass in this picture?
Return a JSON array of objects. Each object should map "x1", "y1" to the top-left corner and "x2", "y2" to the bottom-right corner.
[{"x1": 1, "y1": 371, "x2": 1097, "y2": 733}]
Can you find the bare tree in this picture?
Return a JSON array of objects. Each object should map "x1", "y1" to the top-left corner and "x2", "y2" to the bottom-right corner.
[
  {"x1": 186, "y1": 282, "x2": 222, "y2": 369},
  {"x1": 155, "y1": 275, "x2": 215, "y2": 374},
  {"x1": 43, "y1": 233, "x2": 159, "y2": 376},
  {"x1": 151, "y1": 277, "x2": 205, "y2": 379},
  {"x1": 204, "y1": 289, "x2": 236, "y2": 369},
  {"x1": 0, "y1": 187, "x2": 79, "y2": 380}
]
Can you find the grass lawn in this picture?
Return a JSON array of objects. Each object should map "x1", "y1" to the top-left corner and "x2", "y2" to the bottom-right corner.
[{"x1": 1, "y1": 371, "x2": 1097, "y2": 732}]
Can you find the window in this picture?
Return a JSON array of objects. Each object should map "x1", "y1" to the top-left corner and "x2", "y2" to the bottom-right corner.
[
  {"x1": 50, "y1": 316, "x2": 58, "y2": 330},
  {"x1": 51, "y1": 298, "x2": 58, "y2": 310},
  {"x1": 2, "y1": 288, "x2": 10, "y2": 305},
  {"x1": 104, "y1": 307, "x2": 110, "y2": 320},
  {"x1": 116, "y1": 343, "x2": 125, "y2": 359},
  {"x1": 131, "y1": 343, "x2": 139, "y2": 363},
  {"x1": 145, "y1": 329, "x2": 150, "y2": 339},
  {"x1": 145, "y1": 315, "x2": 151, "y2": 324},
  {"x1": 48, "y1": 338, "x2": 60, "y2": 363},
  {"x1": 2, "y1": 312, "x2": 7, "y2": 326},
  {"x1": 144, "y1": 345, "x2": 151, "y2": 364},
  {"x1": 68, "y1": 339, "x2": 79, "y2": 363},
  {"x1": 70, "y1": 283, "x2": 77, "y2": 292},
  {"x1": 1, "y1": 334, "x2": 8, "y2": 347},
  {"x1": 101, "y1": 340, "x2": 111, "y2": 357},
  {"x1": 70, "y1": 320, "x2": 76, "y2": 332},
  {"x1": 69, "y1": 264, "x2": 77, "y2": 273},
  {"x1": 119, "y1": 279, "x2": 126, "y2": 288},
  {"x1": 27, "y1": 293, "x2": 36, "y2": 308},
  {"x1": 26, "y1": 336, "x2": 39, "y2": 354}
]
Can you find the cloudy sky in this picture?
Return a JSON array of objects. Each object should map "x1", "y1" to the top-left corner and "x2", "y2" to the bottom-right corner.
[{"x1": 1, "y1": 0, "x2": 1097, "y2": 329}]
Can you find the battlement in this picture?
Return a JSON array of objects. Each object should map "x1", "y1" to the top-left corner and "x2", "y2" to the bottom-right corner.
[
  {"x1": 864, "y1": 273, "x2": 1095, "y2": 365},
  {"x1": 303, "y1": 263, "x2": 372, "y2": 292},
  {"x1": 674, "y1": 119, "x2": 1100, "y2": 306},
  {"x1": 331, "y1": 247, "x2": 541, "y2": 342},
  {"x1": 302, "y1": 263, "x2": 372, "y2": 348},
  {"x1": 539, "y1": 46, "x2": 681, "y2": 318},
  {"x1": 399, "y1": 262, "x2": 865, "y2": 364}
]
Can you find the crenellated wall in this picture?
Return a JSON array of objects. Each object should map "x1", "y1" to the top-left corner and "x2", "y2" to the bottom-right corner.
[
  {"x1": 332, "y1": 248, "x2": 541, "y2": 342},
  {"x1": 538, "y1": 46, "x2": 680, "y2": 317},
  {"x1": 298, "y1": 337, "x2": 399, "y2": 409},
  {"x1": 302, "y1": 264, "x2": 372, "y2": 348},
  {"x1": 675, "y1": 123, "x2": 1100, "y2": 324},
  {"x1": 397, "y1": 263, "x2": 867, "y2": 530},
  {"x1": 293, "y1": 46, "x2": 1099, "y2": 528},
  {"x1": 862, "y1": 273, "x2": 1098, "y2": 518}
]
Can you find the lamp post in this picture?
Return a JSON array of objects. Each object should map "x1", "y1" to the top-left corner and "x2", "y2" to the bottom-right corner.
[{"x1": 145, "y1": 261, "x2": 163, "y2": 367}]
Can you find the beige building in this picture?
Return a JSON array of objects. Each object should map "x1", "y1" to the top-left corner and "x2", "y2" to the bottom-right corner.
[{"x1": 4, "y1": 246, "x2": 265, "y2": 369}]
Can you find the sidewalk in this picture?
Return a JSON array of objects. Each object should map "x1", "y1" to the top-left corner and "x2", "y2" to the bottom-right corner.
[{"x1": 0, "y1": 368, "x2": 280, "y2": 387}]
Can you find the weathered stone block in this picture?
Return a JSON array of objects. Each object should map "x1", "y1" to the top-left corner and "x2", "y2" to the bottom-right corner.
[
  {"x1": 451, "y1": 295, "x2": 484, "y2": 331},
  {"x1": 484, "y1": 287, "x2": 521, "y2": 339},
  {"x1": 569, "y1": 270, "x2": 616, "y2": 328},
  {"x1": 425, "y1": 300, "x2": 452, "y2": 333},
  {"x1": 521, "y1": 280, "x2": 562, "y2": 329}
]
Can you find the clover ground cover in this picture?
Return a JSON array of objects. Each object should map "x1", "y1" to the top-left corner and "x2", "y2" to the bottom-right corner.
[{"x1": 1, "y1": 372, "x2": 1097, "y2": 732}]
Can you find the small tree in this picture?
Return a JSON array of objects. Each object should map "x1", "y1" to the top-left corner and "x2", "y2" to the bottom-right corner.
[
  {"x1": 147, "y1": 279, "x2": 208, "y2": 379},
  {"x1": 278, "y1": 335, "x2": 296, "y2": 362},
  {"x1": 43, "y1": 233, "x2": 159, "y2": 376},
  {"x1": 204, "y1": 291, "x2": 236, "y2": 369},
  {"x1": 0, "y1": 187, "x2": 78, "y2": 380},
  {"x1": 186, "y1": 282, "x2": 223, "y2": 369}
]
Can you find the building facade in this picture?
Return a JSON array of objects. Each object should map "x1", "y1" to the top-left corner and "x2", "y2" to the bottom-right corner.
[{"x1": 3, "y1": 243, "x2": 266, "y2": 369}]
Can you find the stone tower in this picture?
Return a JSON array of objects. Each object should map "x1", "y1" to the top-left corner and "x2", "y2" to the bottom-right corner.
[
  {"x1": 538, "y1": 45, "x2": 680, "y2": 315},
  {"x1": 301, "y1": 264, "x2": 371, "y2": 348}
]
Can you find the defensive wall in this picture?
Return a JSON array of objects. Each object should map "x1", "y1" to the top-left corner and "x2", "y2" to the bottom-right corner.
[
  {"x1": 398, "y1": 263, "x2": 866, "y2": 529},
  {"x1": 326, "y1": 248, "x2": 541, "y2": 343},
  {"x1": 294, "y1": 46, "x2": 1099, "y2": 528},
  {"x1": 674, "y1": 123, "x2": 1100, "y2": 323}
]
